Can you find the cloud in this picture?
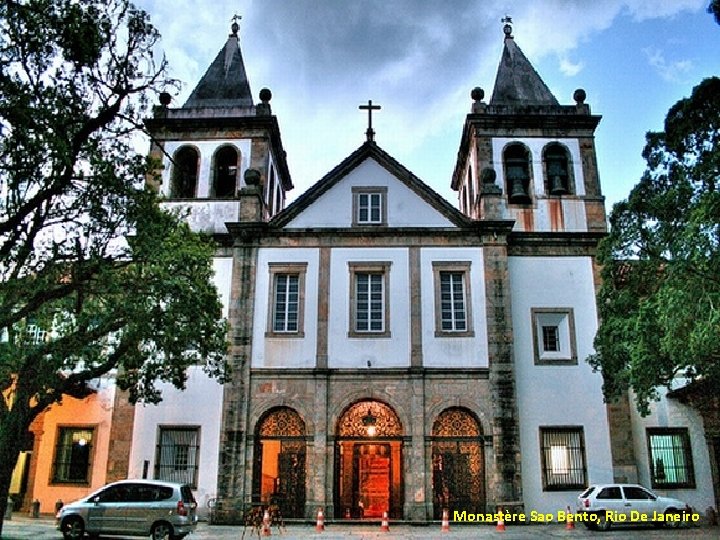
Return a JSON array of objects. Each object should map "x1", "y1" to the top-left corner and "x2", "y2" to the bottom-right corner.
[
  {"x1": 643, "y1": 47, "x2": 693, "y2": 82},
  {"x1": 559, "y1": 57, "x2": 584, "y2": 77}
]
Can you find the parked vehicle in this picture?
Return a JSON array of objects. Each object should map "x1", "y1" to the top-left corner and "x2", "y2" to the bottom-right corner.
[
  {"x1": 577, "y1": 483, "x2": 692, "y2": 530},
  {"x1": 56, "y1": 479, "x2": 198, "y2": 540}
]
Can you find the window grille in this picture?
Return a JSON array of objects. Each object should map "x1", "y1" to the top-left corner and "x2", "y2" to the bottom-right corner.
[
  {"x1": 647, "y1": 428, "x2": 695, "y2": 488},
  {"x1": 540, "y1": 427, "x2": 586, "y2": 490},
  {"x1": 541, "y1": 325, "x2": 560, "y2": 352},
  {"x1": 155, "y1": 427, "x2": 200, "y2": 488}
]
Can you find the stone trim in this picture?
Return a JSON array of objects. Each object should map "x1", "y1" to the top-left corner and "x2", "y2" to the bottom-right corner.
[
  {"x1": 351, "y1": 186, "x2": 388, "y2": 226},
  {"x1": 432, "y1": 261, "x2": 475, "y2": 337},
  {"x1": 530, "y1": 307, "x2": 577, "y2": 365},
  {"x1": 409, "y1": 247, "x2": 423, "y2": 366},
  {"x1": 316, "y1": 248, "x2": 331, "y2": 368},
  {"x1": 265, "y1": 262, "x2": 308, "y2": 338},
  {"x1": 347, "y1": 261, "x2": 392, "y2": 338}
]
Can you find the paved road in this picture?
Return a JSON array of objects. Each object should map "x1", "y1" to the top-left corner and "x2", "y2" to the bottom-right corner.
[{"x1": 2, "y1": 516, "x2": 718, "y2": 539}]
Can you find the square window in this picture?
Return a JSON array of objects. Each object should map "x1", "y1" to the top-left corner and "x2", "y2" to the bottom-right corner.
[
  {"x1": 266, "y1": 263, "x2": 307, "y2": 337},
  {"x1": 531, "y1": 308, "x2": 577, "y2": 365},
  {"x1": 352, "y1": 187, "x2": 387, "y2": 226},
  {"x1": 647, "y1": 428, "x2": 695, "y2": 489},
  {"x1": 155, "y1": 427, "x2": 200, "y2": 488},
  {"x1": 540, "y1": 427, "x2": 586, "y2": 490},
  {"x1": 348, "y1": 262, "x2": 391, "y2": 337},
  {"x1": 432, "y1": 262, "x2": 474, "y2": 337},
  {"x1": 52, "y1": 427, "x2": 94, "y2": 484}
]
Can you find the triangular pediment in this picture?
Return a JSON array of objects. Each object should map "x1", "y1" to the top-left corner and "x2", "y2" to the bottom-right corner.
[{"x1": 274, "y1": 142, "x2": 467, "y2": 229}]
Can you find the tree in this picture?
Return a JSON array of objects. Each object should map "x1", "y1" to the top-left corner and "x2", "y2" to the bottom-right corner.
[
  {"x1": 590, "y1": 77, "x2": 720, "y2": 414},
  {"x1": 0, "y1": 0, "x2": 227, "y2": 532},
  {"x1": 710, "y1": 1, "x2": 720, "y2": 25}
]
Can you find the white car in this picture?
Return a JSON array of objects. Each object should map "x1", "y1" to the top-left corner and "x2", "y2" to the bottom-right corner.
[{"x1": 576, "y1": 483, "x2": 692, "y2": 530}]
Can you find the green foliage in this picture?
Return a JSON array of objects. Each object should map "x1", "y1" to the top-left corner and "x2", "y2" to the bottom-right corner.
[
  {"x1": 590, "y1": 77, "x2": 720, "y2": 414},
  {"x1": 0, "y1": 0, "x2": 228, "y2": 415}
]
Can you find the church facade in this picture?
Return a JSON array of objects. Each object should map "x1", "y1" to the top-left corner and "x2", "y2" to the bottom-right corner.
[
  {"x1": 139, "y1": 19, "x2": 618, "y2": 521},
  {"x1": 13, "y1": 19, "x2": 717, "y2": 522}
]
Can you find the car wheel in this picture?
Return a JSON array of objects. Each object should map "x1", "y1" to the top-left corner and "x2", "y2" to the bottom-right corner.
[
  {"x1": 151, "y1": 521, "x2": 174, "y2": 540},
  {"x1": 61, "y1": 517, "x2": 85, "y2": 540},
  {"x1": 664, "y1": 510, "x2": 683, "y2": 528},
  {"x1": 595, "y1": 512, "x2": 611, "y2": 531}
]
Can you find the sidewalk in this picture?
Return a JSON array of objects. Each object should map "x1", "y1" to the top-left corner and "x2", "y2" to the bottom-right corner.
[{"x1": 1, "y1": 515, "x2": 717, "y2": 539}]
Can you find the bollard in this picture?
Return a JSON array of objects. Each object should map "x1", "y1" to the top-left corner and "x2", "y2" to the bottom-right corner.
[
  {"x1": 30, "y1": 499, "x2": 40, "y2": 518},
  {"x1": 4, "y1": 497, "x2": 12, "y2": 520}
]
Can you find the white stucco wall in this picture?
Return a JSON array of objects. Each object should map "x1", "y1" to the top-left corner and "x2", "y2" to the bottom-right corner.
[
  {"x1": 509, "y1": 256, "x2": 614, "y2": 514},
  {"x1": 328, "y1": 247, "x2": 410, "y2": 368},
  {"x1": 252, "y1": 248, "x2": 320, "y2": 368},
  {"x1": 127, "y1": 256, "x2": 232, "y2": 513},
  {"x1": 286, "y1": 158, "x2": 455, "y2": 228},
  {"x1": 420, "y1": 247, "x2": 488, "y2": 368},
  {"x1": 628, "y1": 387, "x2": 715, "y2": 511}
]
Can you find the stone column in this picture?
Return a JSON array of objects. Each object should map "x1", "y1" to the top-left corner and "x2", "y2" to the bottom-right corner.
[
  {"x1": 482, "y1": 225, "x2": 523, "y2": 511},
  {"x1": 404, "y1": 372, "x2": 427, "y2": 521}
]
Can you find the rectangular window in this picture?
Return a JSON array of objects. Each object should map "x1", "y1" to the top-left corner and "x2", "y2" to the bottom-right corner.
[
  {"x1": 531, "y1": 308, "x2": 577, "y2": 365},
  {"x1": 349, "y1": 262, "x2": 391, "y2": 337},
  {"x1": 155, "y1": 427, "x2": 200, "y2": 488},
  {"x1": 540, "y1": 427, "x2": 586, "y2": 491},
  {"x1": 52, "y1": 427, "x2": 94, "y2": 484},
  {"x1": 352, "y1": 187, "x2": 387, "y2": 226},
  {"x1": 432, "y1": 262, "x2": 474, "y2": 337},
  {"x1": 647, "y1": 428, "x2": 695, "y2": 489},
  {"x1": 266, "y1": 263, "x2": 307, "y2": 337},
  {"x1": 273, "y1": 274, "x2": 299, "y2": 332},
  {"x1": 542, "y1": 325, "x2": 560, "y2": 352}
]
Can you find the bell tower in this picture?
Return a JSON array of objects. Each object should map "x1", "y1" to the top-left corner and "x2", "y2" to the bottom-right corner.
[
  {"x1": 145, "y1": 18, "x2": 293, "y2": 234},
  {"x1": 452, "y1": 19, "x2": 606, "y2": 233}
]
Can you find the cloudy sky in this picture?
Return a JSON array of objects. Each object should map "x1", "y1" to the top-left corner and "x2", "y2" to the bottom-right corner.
[{"x1": 135, "y1": 0, "x2": 719, "y2": 210}]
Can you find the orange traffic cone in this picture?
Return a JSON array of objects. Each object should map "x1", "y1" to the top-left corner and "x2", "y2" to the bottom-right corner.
[
  {"x1": 566, "y1": 506, "x2": 575, "y2": 530},
  {"x1": 380, "y1": 511, "x2": 390, "y2": 532},
  {"x1": 316, "y1": 507, "x2": 325, "y2": 532},
  {"x1": 496, "y1": 507, "x2": 506, "y2": 532},
  {"x1": 441, "y1": 508, "x2": 450, "y2": 532},
  {"x1": 261, "y1": 509, "x2": 272, "y2": 536}
]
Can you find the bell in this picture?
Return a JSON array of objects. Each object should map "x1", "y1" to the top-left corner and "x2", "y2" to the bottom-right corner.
[
  {"x1": 550, "y1": 174, "x2": 568, "y2": 195},
  {"x1": 509, "y1": 174, "x2": 529, "y2": 203}
]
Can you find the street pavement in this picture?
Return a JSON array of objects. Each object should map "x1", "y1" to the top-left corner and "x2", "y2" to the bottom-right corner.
[{"x1": 1, "y1": 516, "x2": 718, "y2": 539}]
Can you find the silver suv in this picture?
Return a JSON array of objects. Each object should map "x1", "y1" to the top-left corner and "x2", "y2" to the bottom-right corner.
[
  {"x1": 576, "y1": 483, "x2": 691, "y2": 530},
  {"x1": 56, "y1": 479, "x2": 198, "y2": 540}
]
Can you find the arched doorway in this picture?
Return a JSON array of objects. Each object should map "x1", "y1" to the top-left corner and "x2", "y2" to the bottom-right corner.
[
  {"x1": 431, "y1": 407, "x2": 485, "y2": 519},
  {"x1": 252, "y1": 407, "x2": 306, "y2": 518},
  {"x1": 334, "y1": 400, "x2": 403, "y2": 519}
]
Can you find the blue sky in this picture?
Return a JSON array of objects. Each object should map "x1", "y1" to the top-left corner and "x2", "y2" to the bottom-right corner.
[{"x1": 136, "y1": 0, "x2": 719, "y2": 212}]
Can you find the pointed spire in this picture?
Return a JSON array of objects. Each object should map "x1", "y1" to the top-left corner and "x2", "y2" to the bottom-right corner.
[
  {"x1": 183, "y1": 17, "x2": 253, "y2": 108},
  {"x1": 489, "y1": 18, "x2": 559, "y2": 107}
]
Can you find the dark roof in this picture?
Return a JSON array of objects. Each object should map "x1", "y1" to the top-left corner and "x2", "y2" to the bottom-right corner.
[
  {"x1": 183, "y1": 32, "x2": 253, "y2": 108},
  {"x1": 272, "y1": 141, "x2": 469, "y2": 228},
  {"x1": 490, "y1": 33, "x2": 558, "y2": 107}
]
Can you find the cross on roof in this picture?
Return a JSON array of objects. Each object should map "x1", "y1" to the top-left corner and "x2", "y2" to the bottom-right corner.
[
  {"x1": 230, "y1": 14, "x2": 242, "y2": 35},
  {"x1": 359, "y1": 100, "x2": 381, "y2": 142}
]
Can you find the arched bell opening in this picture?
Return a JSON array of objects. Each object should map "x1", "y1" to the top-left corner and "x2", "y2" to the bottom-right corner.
[
  {"x1": 543, "y1": 143, "x2": 573, "y2": 196},
  {"x1": 503, "y1": 143, "x2": 532, "y2": 204},
  {"x1": 212, "y1": 145, "x2": 239, "y2": 198},
  {"x1": 334, "y1": 399, "x2": 404, "y2": 520},
  {"x1": 170, "y1": 146, "x2": 199, "y2": 199},
  {"x1": 431, "y1": 407, "x2": 486, "y2": 519},
  {"x1": 252, "y1": 407, "x2": 306, "y2": 518}
]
